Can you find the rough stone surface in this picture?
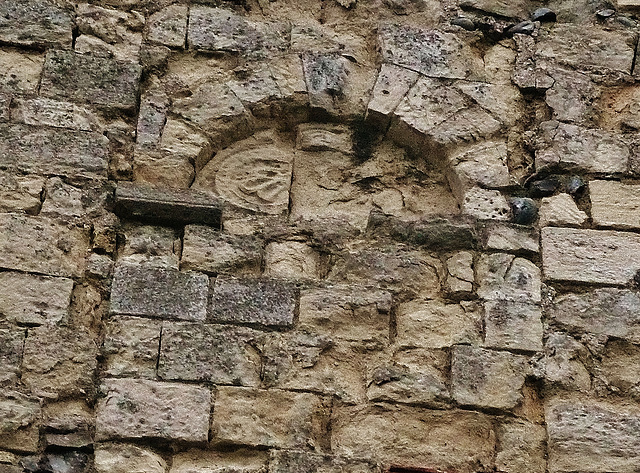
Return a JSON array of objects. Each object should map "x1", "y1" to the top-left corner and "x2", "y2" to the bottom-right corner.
[
  {"x1": 12, "y1": 97, "x2": 101, "y2": 132},
  {"x1": 0, "y1": 272, "x2": 73, "y2": 325},
  {"x1": 539, "y1": 193, "x2": 587, "y2": 227},
  {"x1": 484, "y1": 300, "x2": 543, "y2": 352},
  {"x1": 546, "y1": 398, "x2": 640, "y2": 473},
  {"x1": 96, "y1": 378, "x2": 211, "y2": 442},
  {"x1": 0, "y1": 390, "x2": 41, "y2": 453},
  {"x1": 476, "y1": 253, "x2": 541, "y2": 302},
  {"x1": 270, "y1": 450, "x2": 379, "y2": 473},
  {"x1": 264, "y1": 241, "x2": 322, "y2": 279},
  {"x1": 212, "y1": 387, "x2": 328, "y2": 449},
  {"x1": 451, "y1": 345, "x2": 528, "y2": 411},
  {"x1": 102, "y1": 316, "x2": 162, "y2": 378},
  {"x1": 590, "y1": 180, "x2": 640, "y2": 229},
  {"x1": 94, "y1": 444, "x2": 167, "y2": 473},
  {"x1": 496, "y1": 421, "x2": 547, "y2": 473},
  {"x1": 171, "y1": 450, "x2": 268, "y2": 473},
  {"x1": 0, "y1": 49, "x2": 43, "y2": 95},
  {"x1": 0, "y1": 215, "x2": 89, "y2": 278},
  {"x1": 0, "y1": 325, "x2": 25, "y2": 385},
  {"x1": 209, "y1": 277, "x2": 298, "y2": 327},
  {"x1": 110, "y1": 264, "x2": 208, "y2": 321},
  {"x1": 462, "y1": 187, "x2": 510, "y2": 221},
  {"x1": 542, "y1": 227, "x2": 640, "y2": 284},
  {"x1": 0, "y1": 0, "x2": 72, "y2": 48},
  {"x1": 332, "y1": 404, "x2": 495, "y2": 473},
  {"x1": 480, "y1": 222, "x2": 539, "y2": 253},
  {"x1": 146, "y1": 4, "x2": 188, "y2": 48},
  {"x1": 445, "y1": 251, "x2": 474, "y2": 295},
  {"x1": 158, "y1": 323, "x2": 261, "y2": 386}
]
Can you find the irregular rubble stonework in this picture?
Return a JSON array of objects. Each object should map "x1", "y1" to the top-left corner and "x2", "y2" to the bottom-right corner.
[{"x1": 2, "y1": 0, "x2": 640, "y2": 471}]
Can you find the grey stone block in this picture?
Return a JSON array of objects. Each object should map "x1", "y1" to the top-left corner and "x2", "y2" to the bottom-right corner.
[{"x1": 0, "y1": 0, "x2": 73, "y2": 48}]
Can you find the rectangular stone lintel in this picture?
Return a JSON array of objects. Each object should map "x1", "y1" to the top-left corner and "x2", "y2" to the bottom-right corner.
[{"x1": 115, "y1": 182, "x2": 222, "y2": 227}]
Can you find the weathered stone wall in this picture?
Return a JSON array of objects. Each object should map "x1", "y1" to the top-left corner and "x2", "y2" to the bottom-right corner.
[{"x1": 2, "y1": 0, "x2": 640, "y2": 471}]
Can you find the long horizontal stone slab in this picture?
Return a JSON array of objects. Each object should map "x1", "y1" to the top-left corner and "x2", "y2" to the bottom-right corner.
[
  {"x1": 0, "y1": 124, "x2": 109, "y2": 179},
  {"x1": 542, "y1": 227, "x2": 640, "y2": 284},
  {"x1": 0, "y1": 0, "x2": 73, "y2": 48},
  {"x1": 110, "y1": 264, "x2": 208, "y2": 321},
  {"x1": 96, "y1": 378, "x2": 211, "y2": 442},
  {"x1": 115, "y1": 182, "x2": 222, "y2": 227},
  {"x1": 0, "y1": 214, "x2": 89, "y2": 278}
]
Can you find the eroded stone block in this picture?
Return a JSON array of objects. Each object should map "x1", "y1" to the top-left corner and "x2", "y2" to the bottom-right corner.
[
  {"x1": 476, "y1": 253, "x2": 541, "y2": 302},
  {"x1": 0, "y1": 390, "x2": 41, "y2": 453},
  {"x1": 496, "y1": 421, "x2": 546, "y2": 473},
  {"x1": 212, "y1": 386, "x2": 328, "y2": 448},
  {"x1": 209, "y1": 277, "x2": 297, "y2": 327},
  {"x1": 102, "y1": 316, "x2": 162, "y2": 378},
  {"x1": 0, "y1": 49, "x2": 43, "y2": 95},
  {"x1": 269, "y1": 450, "x2": 379, "y2": 473},
  {"x1": 542, "y1": 227, "x2": 640, "y2": 284},
  {"x1": 0, "y1": 0, "x2": 72, "y2": 48},
  {"x1": 171, "y1": 449, "x2": 267, "y2": 473},
  {"x1": 96, "y1": 378, "x2": 211, "y2": 442},
  {"x1": 590, "y1": 180, "x2": 640, "y2": 229},
  {"x1": 146, "y1": 4, "x2": 187, "y2": 48},
  {"x1": 484, "y1": 300, "x2": 543, "y2": 352},
  {"x1": 539, "y1": 193, "x2": 587, "y2": 227},
  {"x1": 367, "y1": 64, "x2": 419, "y2": 120},
  {"x1": 0, "y1": 325, "x2": 25, "y2": 385},
  {"x1": 459, "y1": 0, "x2": 526, "y2": 17},
  {"x1": 11, "y1": 97, "x2": 101, "y2": 132},
  {"x1": 480, "y1": 222, "x2": 539, "y2": 253},
  {"x1": 95, "y1": 444, "x2": 167, "y2": 473}
]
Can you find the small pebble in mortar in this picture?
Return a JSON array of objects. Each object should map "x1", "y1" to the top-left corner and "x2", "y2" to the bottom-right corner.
[{"x1": 510, "y1": 197, "x2": 537, "y2": 225}]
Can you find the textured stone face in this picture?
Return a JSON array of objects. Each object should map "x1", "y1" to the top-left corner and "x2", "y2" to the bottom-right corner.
[
  {"x1": 94, "y1": 444, "x2": 167, "y2": 473},
  {"x1": 0, "y1": 325, "x2": 25, "y2": 386},
  {"x1": 96, "y1": 379, "x2": 211, "y2": 442},
  {"x1": 110, "y1": 264, "x2": 209, "y2": 321},
  {"x1": 590, "y1": 180, "x2": 640, "y2": 229},
  {"x1": 208, "y1": 277, "x2": 298, "y2": 327},
  {"x1": 484, "y1": 300, "x2": 543, "y2": 352},
  {"x1": 171, "y1": 449, "x2": 268, "y2": 473},
  {"x1": 0, "y1": 0, "x2": 73, "y2": 48},
  {"x1": 270, "y1": 450, "x2": 379, "y2": 473},
  {"x1": 0, "y1": 390, "x2": 41, "y2": 453},
  {"x1": 102, "y1": 316, "x2": 162, "y2": 378}
]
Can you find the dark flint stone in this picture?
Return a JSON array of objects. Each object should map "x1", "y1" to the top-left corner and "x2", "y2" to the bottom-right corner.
[
  {"x1": 531, "y1": 7, "x2": 556, "y2": 22},
  {"x1": 596, "y1": 8, "x2": 616, "y2": 19},
  {"x1": 529, "y1": 177, "x2": 560, "y2": 197},
  {"x1": 452, "y1": 17, "x2": 476, "y2": 31},
  {"x1": 115, "y1": 182, "x2": 222, "y2": 227},
  {"x1": 509, "y1": 197, "x2": 537, "y2": 225},
  {"x1": 507, "y1": 20, "x2": 535, "y2": 35},
  {"x1": 566, "y1": 176, "x2": 585, "y2": 195}
]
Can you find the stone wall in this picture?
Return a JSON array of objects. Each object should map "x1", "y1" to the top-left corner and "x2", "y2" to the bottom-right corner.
[{"x1": 2, "y1": 0, "x2": 640, "y2": 471}]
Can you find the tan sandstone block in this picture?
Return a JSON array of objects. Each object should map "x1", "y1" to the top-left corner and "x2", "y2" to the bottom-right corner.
[
  {"x1": 590, "y1": 180, "x2": 640, "y2": 229},
  {"x1": 95, "y1": 444, "x2": 167, "y2": 473},
  {"x1": 171, "y1": 449, "x2": 267, "y2": 473}
]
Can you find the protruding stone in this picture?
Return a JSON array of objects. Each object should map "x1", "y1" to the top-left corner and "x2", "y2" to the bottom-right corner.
[
  {"x1": 0, "y1": 272, "x2": 73, "y2": 325},
  {"x1": 529, "y1": 177, "x2": 560, "y2": 197},
  {"x1": 367, "y1": 64, "x2": 419, "y2": 120},
  {"x1": 115, "y1": 182, "x2": 222, "y2": 227},
  {"x1": 539, "y1": 193, "x2": 587, "y2": 227},
  {"x1": 546, "y1": 398, "x2": 640, "y2": 473},
  {"x1": 484, "y1": 300, "x2": 543, "y2": 352},
  {"x1": 182, "y1": 225, "x2": 263, "y2": 275},
  {"x1": 208, "y1": 277, "x2": 297, "y2": 327},
  {"x1": 480, "y1": 222, "x2": 540, "y2": 253},
  {"x1": 507, "y1": 21, "x2": 535, "y2": 36},
  {"x1": 158, "y1": 323, "x2": 261, "y2": 386},
  {"x1": 459, "y1": 0, "x2": 526, "y2": 17},
  {"x1": 212, "y1": 386, "x2": 329, "y2": 448},
  {"x1": 0, "y1": 215, "x2": 89, "y2": 278},
  {"x1": 332, "y1": 404, "x2": 495, "y2": 473},
  {"x1": 590, "y1": 180, "x2": 640, "y2": 229},
  {"x1": 396, "y1": 299, "x2": 481, "y2": 348},
  {"x1": 542, "y1": 227, "x2": 640, "y2": 284},
  {"x1": 451, "y1": 17, "x2": 475, "y2": 30},
  {"x1": 531, "y1": 7, "x2": 556, "y2": 22},
  {"x1": 110, "y1": 263, "x2": 209, "y2": 321},
  {"x1": 95, "y1": 444, "x2": 167, "y2": 473},
  {"x1": 0, "y1": 0, "x2": 73, "y2": 48},
  {"x1": 452, "y1": 345, "x2": 528, "y2": 410},
  {"x1": 96, "y1": 378, "x2": 211, "y2": 442},
  {"x1": 40, "y1": 50, "x2": 142, "y2": 110}
]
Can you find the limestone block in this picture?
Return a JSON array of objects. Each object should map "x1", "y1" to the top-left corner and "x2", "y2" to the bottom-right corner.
[
  {"x1": 619, "y1": 0, "x2": 640, "y2": 8},
  {"x1": 260, "y1": 336, "x2": 369, "y2": 404},
  {"x1": 378, "y1": 24, "x2": 477, "y2": 79},
  {"x1": 548, "y1": 289, "x2": 640, "y2": 343},
  {"x1": 40, "y1": 50, "x2": 142, "y2": 110},
  {"x1": 133, "y1": 149, "x2": 194, "y2": 189},
  {"x1": 445, "y1": 251, "x2": 474, "y2": 295},
  {"x1": 95, "y1": 444, "x2": 167, "y2": 473},
  {"x1": 42, "y1": 400, "x2": 93, "y2": 449},
  {"x1": 601, "y1": 340, "x2": 640, "y2": 397},
  {"x1": 0, "y1": 272, "x2": 73, "y2": 325},
  {"x1": 182, "y1": 226, "x2": 263, "y2": 275},
  {"x1": 367, "y1": 348, "x2": 449, "y2": 406},
  {"x1": 40, "y1": 178, "x2": 109, "y2": 220},
  {"x1": 264, "y1": 241, "x2": 322, "y2": 279},
  {"x1": 120, "y1": 224, "x2": 180, "y2": 269},
  {"x1": 0, "y1": 92, "x2": 10, "y2": 121},
  {"x1": 533, "y1": 332, "x2": 591, "y2": 392},
  {"x1": 332, "y1": 404, "x2": 495, "y2": 473},
  {"x1": 455, "y1": 82, "x2": 524, "y2": 127},
  {"x1": 476, "y1": 253, "x2": 541, "y2": 302},
  {"x1": 461, "y1": 187, "x2": 510, "y2": 221},
  {"x1": 451, "y1": 345, "x2": 528, "y2": 411},
  {"x1": 22, "y1": 326, "x2": 97, "y2": 399},
  {"x1": 193, "y1": 131, "x2": 294, "y2": 215},
  {"x1": 590, "y1": 180, "x2": 640, "y2": 229},
  {"x1": 115, "y1": 182, "x2": 222, "y2": 227},
  {"x1": 296, "y1": 123, "x2": 352, "y2": 154},
  {"x1": 146, "y1": 4, "x2": 188, "y2": 47},
  {"x1": 535, "y1": 121, "x2": 629, "y2": 173},
  {"x1": 496, "y1": 421, "x2": 547, "y2": 473},
  {"x1": 102, "y1": 316, "x2": 162, "y2": 378},
  {"x1": 545, "y1": 67, "x2": 598, "y2": 123},
  {"x1": 212, "y1": 386, "x2": 328, "y2": 449},
  {"x1": 158, "y1": 322, "x2": 261, "y2": 386},
  {"x1": 96, "y1": 378, "x2": 211, "y2": 442},
  {"x1": 539, "y1": 193, "x2": 587, "y2": 227},
  {"x1": 158, "y1": 118, "x2": 212, "y2": 172},
  {"x1": 328, "y1": 246, "x2": 442, "y2": 299},
  {"x1": 136, "y1": 90, "x2": 168, "y2": 149},
  {"x1": 0, "y1": 0, "x2": 72, "y2": 48},
  {"x1": 110, "y1": 264, "x2": 208, "y2": 321},
  {"x1": 0, "y1": 124, "x2": 109, "y2": 179},
  {"x1": 209, "y1": 277, "x2": 297, "y2": 327},
  {"x1": 0, "y1": 325, "x2": 25, "y2": 385},
  {"x1": 484, "y1": 300, "x2": 543, "y2": 352},
  {"x1": 0, "y1": 390, "x2": 41, "y2": 453},
  {"x1": 171, "y1": 449, "x2": 267, "y2": 473},
  {"x1": 480, "y1": 222, "x2": 539, "y2": 253},
  {"x1": 447, "y1": 140, "x2": 511, "y2": 202},
  {"x1": 227, "y1": 64, "x2": 282, "y2": 110},
  {"x1": 367, "y1": 64, "x2": 419, "y2": 119},
  {"x1": 459, "y1": 0, "x2": 526, "y2": 17},
  {"x1": 298, "y1": 287, "x2": 391, "y2": 343},
  {"x1": 188, "y1": 6, "x2": 289, "y2": 57},
  {"x1": 0, "y1": 49, "x2": 43, "y2": 95},
  {"x1": 0, "y1": 215, "x2": 89, "y2": 278},
  {"x1": 542, "y1": 227, "x2": 640, "y2": 284},
  {"x1": 546, "y1": 397, "x2": 640, "y2": 473},
  {"x1": 11, "y1": 97, "x2": 100, "y2": 132},
  {"x1": 396, "y1": 299, "x2": 481, "y2": 349},
  {"x1": 269, "y1": 450, "x2": 379, "y2": 473}
]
